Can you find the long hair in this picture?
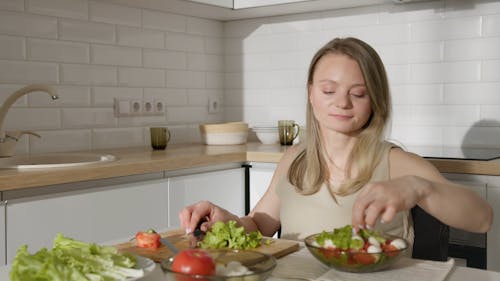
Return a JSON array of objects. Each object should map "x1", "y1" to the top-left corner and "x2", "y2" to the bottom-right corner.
[{"x1": 288, "y1": 37, "x2": 391, "y2": 197}]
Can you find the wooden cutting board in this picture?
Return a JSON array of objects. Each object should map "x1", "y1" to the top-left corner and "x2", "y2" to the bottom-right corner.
[{"x1": 114, "y1": 228, "x2": 300, "y2": 263}]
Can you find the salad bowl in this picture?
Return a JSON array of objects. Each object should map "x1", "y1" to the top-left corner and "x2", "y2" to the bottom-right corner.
[
  {"x1": 161, "y1": 249, "x2": 276, "y2": 281},
  {"x1": 304, "y1": 226, "x2": 409, "y2": 273}
]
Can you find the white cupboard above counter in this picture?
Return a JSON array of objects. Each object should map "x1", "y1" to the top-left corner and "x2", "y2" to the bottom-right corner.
[{"x1": 100, "y1": 0, "x2": 433, "y2": 21}]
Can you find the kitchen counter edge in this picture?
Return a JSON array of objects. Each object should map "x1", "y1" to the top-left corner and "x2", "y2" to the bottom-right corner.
[{"x1": 0, "y1": 143, "x2": 499, "y2": 191}]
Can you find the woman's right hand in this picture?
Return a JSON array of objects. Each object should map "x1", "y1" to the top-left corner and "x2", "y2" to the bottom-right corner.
[{"x1": 178, "y1": 200, "x2": 240, "y2": 234}]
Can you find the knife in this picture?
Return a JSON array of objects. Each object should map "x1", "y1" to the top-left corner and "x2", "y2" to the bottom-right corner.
[
  {"x1": 160, "y1": 236, "x2": 179, "y2": 255},
  {"x1": 188, "y1": 218, "x2": 207, "y2": 248}
]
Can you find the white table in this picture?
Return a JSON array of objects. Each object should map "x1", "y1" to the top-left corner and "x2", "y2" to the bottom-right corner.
[{"x1": 2, "y1": 242, "x2": 500, "y2": 281}]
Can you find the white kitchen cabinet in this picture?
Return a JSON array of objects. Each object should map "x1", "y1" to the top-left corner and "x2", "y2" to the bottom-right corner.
[
  {"x1": 4, "y1": 173, "x2": 168, "y2": 264},
  {"x1": 167, "y1": 165, "x2": 245, "y2": 227},
  {"x1": 0, "y1": 201, "x2": 5, "y2": 265},
  {"x1": 249, "y1": 162, "x2": 277, "y2": 211},
  {"x1": 443, "y1": 173, "x2": 490, "y2": 270},
  {"x1": 486, "y1": 175, "x2": 500, "y2": 272}
]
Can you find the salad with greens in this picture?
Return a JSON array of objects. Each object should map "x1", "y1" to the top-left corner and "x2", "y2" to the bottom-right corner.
[
  {"x1": 199, "y1": 220, "x2": 266, "y2": 250},
  {"x1": 10, "y1": 234, "x2": 144, "y2": 281},
  {"x1": 306, "y1": 225, "x2": 407, "y2": 271}
]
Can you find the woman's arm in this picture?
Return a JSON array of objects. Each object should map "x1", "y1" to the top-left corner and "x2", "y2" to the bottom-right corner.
[
  {"x1": 179, "y1": 144, "x2": 301, "y2": 236},
  {"x1": 352, "y1": 148, "x2": 493, "y2": 233},
  {"x1": 240, "y1": 145, "x2": 302, "y2": 236}
]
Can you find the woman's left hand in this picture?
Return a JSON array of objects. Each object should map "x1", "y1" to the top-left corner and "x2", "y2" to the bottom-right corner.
[{"x1": 351, "y1": 175, "x2": 427, "y2": 231}]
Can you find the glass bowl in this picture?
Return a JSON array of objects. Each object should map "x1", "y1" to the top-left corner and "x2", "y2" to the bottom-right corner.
[
  {"x1": 161, "y1": 249, "x2": 276, "y2": 281},
  {"x1": 304, "y1": 232, "x2": 408, "y2": 273}
]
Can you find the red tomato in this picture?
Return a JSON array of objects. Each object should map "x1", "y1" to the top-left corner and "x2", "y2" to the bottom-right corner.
[
  {"x1": 382, "y1": 243, "x2": 399, "y2": 257},
  {"x1": 171, "y1": 249, "x2": 216, "y2": 276},
  {"x1": 352, "y1": 253, "x2": 377, "y2": 265},
  {"x1": 136, "y1": 229, "x2": 161, "y2": 249},
  {"x1": 319, "y1": 247, "x2": 341, "y2": 260}
]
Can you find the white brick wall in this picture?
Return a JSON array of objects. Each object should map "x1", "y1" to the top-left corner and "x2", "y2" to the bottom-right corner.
[
  {"x1": 225, "y1": 0, "x2": 500, "y2": 150},
  {"x1": 2, "y1": 0, "x2": 500, "y2": 154},
  {"x1": 0, "y1": 0, "x2": 224, "y2": 154}
]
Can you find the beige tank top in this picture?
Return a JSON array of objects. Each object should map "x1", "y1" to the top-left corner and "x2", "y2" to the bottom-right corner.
[{"x1": 276, "y1": 142, "x2": 414, "y2": 252}]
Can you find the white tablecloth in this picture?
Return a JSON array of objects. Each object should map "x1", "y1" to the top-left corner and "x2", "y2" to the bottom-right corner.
[{"x1": 2, "y1": 242, "x2": 500, "y2": 281}]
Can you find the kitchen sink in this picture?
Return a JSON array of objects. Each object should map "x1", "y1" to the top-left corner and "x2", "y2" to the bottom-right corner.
[{"x1": 0, "y1": 152, "x2": 117, "y2": 169}]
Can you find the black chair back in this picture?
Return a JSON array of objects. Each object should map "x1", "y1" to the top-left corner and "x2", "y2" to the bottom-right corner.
[{"x1": 411, "y1": 206, "x2": 449, "y2": 261}]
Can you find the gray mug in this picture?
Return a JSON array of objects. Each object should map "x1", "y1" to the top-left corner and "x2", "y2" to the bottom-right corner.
[
  {"x1": 150, "y1": 127, "x2": 170, "y2": 150},
  {"x1": 278, "y1": 120, "x2": 300, "y2": 145}
]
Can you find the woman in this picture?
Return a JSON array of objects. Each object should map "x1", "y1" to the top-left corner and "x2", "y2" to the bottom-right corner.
[{"x1": 179, "y1": 37, "x2": 492, "y2": 249}]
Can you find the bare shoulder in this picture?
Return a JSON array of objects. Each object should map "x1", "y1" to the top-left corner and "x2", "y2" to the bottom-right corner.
[
  {"x1": 274, "y1": 143, "x2": 304, "y2": 175},
  {"x1": 389, "y1": 147, "x2": 444, "y2": 179}
]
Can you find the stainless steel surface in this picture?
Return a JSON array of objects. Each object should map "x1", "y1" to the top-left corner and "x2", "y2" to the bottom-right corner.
[
  {"x1": 160, "y1": 237, "x2": 179, "y2": 255},
  {"x1": 0, "y1": 152, "x2": 117, "y2": 169}
]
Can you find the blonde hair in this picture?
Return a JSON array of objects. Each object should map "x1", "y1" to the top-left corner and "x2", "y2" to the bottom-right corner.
[{"x1": 288, "y1": 37, "x2": 391, "y2": 198}]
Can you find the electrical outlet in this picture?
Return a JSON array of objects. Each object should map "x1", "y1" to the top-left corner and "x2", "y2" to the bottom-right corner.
[
  {"x1": 130, "y1": 100, "x2": 142, "y2": 115},
  {"x1": 208, "y1": 96, "x2": 220, "y2": 114},
  {"x1": 153, "y1": 99, "x2": 166, "y2": 114},
  {"x1": 143, "y1": 99, "x2": 154, "y2": 115}
]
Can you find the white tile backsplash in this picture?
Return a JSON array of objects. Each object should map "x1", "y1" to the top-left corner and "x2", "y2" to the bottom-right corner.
[
  {"x1": 30, "y1": 130, "x2": 91, "y2": 153},
  {"x1": 92, "y1": 127, "x2": 144, "y2": 149},
  {"x1": 89, "y1": 1, "x2": 141, "y2": 27},
  {"x1": 59, "y1": 19, "x2": 115, "y2": 44},
  {"x1": 27, "y1": 0, "x2": 88, "y2": 20},
  {"x1": 62, "y1": 108, "x2": 116, "y2": 128},
  {"x1": 482, "y1": 60, "x2": 500, "y2": 82},
  {"x1": 30, "y1": 85, "x2": 91, "y2": 106},
  {"x1": 0, "y1": 35, "x2": 25, "y2": 60},
  {"x1": 165, "y1": 32, "x2": 205, "y2": 53},
  {"x1": 166, "y1": 70, "x2": 205, "y2": 88},
  {"x1": 61, "y1": 64, "x2": 116, "y2": 85},
  {"x1": 91, "y1": 44, "x2": 141, "y2": 67},
  {"x1": 2, "y1": 0, "x2": 500, "y2": 153},
  {"x1": 483, "y1": 14, "x2": 500, "y2": 36},
  {"x1": 0, "y1": 60, "x2": 58, "y2": 83},
  {"x1": 143, "y1": 49, "x2": 187, "y2": 69},
  {"x1": 117, "y1": 26, "x2": 164, "y2": 48},
  {"x1": 0, "y1": 0, "x2": 24, "y2": 11},
  {"x1": 410, "y1": 16, "x2": 481, "y2": 42},
  {"x1": 187, "y1": 17, "x2": 223, "y2": 36},
  {"x1": 93, "y1": 86, "x2": 142, "y2": 106},
  {"x1": 28, "y1": 38, "x2": 89, "y2": 63},
  {"x1": 142, "y1": 10, "x2": 186, "y2": 33},
  {"x1": 3, "y1": 108, "x2": 60, "y2": 131},
  {"x1": 0, "y1": 11, "x2": 57, "y2": 38},
  {"x1": 118, "y1": 67, "x2": 165, "y2": 87}
]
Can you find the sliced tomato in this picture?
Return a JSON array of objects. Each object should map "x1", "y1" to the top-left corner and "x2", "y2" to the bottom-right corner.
[
  {"x1": 319, "y1": 247, "x2": 341, "y2": 260},
  {"x1": 136, "y1": 229, "x2": 161, "y2": 249},
  {"x1": 352, "y1": 253, "x2": 377, "y2": 265},
  {"x1": 381, "y1": 243, "x2": 399, "y2": 257},
  {"x1": 172, "y1": 249, "x2": 215, "y2": 275}
]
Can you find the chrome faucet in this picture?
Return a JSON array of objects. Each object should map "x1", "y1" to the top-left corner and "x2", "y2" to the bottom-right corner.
[{"x1": 0, "y1": 84, "x2": 58, "y2": 157}]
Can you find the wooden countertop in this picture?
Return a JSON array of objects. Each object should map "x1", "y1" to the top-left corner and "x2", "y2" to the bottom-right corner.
[{"x1": 1, "y1": 142, "x2": 499, "y2": 192}]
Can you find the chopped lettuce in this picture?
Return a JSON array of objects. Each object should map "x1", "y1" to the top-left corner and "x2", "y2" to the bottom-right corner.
[
  {"x1": 10, "y1": 234, "x2": 143, "y2": 281},
  {"x1": 199, "y1": 220, "x2": 263, "y2": 250},
  {"x1": 315, "y1": 225, "x2": 386, "y2": 251}
]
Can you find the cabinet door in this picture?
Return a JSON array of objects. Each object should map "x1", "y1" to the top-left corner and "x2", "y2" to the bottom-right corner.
[
  {"x1": 487, "y1": 176, "x2": 500, "y2": 272},
  {"x1": 249, "y1": 163, "x2": 277, "y2": 211},
  {"x1": 168, "y1": 168, "x2": 245, "y2": 227},
  {"x1": 5, "y1": 175, "x2": 168, "y2": 263},
  {"x1": 0, "y1": 201, "x2": 5, "y2": 265}
]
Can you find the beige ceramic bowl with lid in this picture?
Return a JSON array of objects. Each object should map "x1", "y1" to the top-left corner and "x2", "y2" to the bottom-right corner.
[{"x1": 199, "y1": 122, "x2": 249, "y2": 145}]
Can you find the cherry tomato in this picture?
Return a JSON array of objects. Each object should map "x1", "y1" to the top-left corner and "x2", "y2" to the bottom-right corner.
[
  {"x1": 135, "y1": 229, "x2": 161, "y2": 249},
  {"x1": 171, "y1": 249, "x2": 216, "y2": 276},
  {"x1": 352, "y1": 253, "x2": 377, "y2": 265},
  {"x1": 382, "y1": 242, "x2": 399, "y2": 257}
]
